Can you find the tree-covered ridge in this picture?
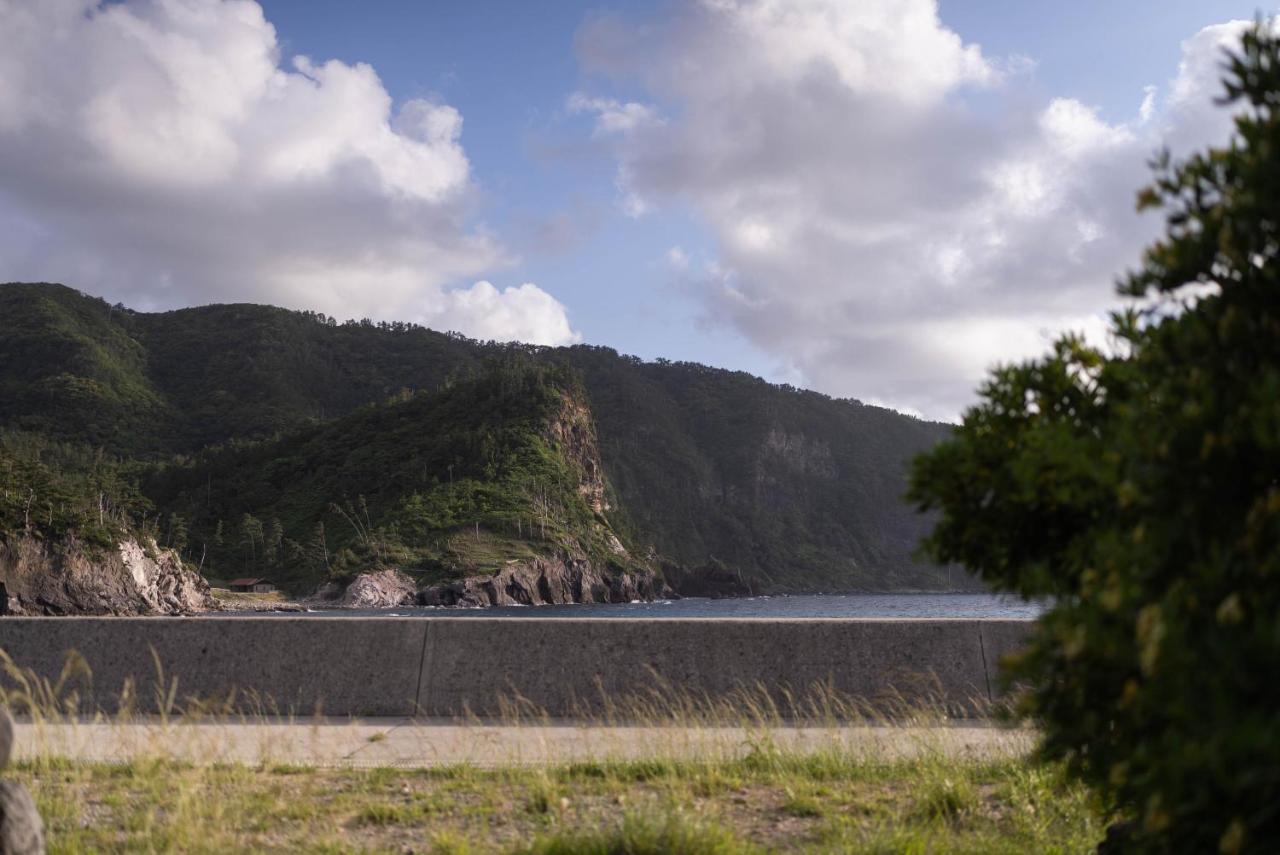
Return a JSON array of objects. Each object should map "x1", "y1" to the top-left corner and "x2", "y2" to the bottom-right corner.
[
  {"x1": 0, "y1": 284, "x2": 171, "y2": 452},
  {"x1": 0, "y1": 280, "x2": 959, "y2": 592},
  {"x1": 143, "y1": 360, "x2": 644, "y2": 589},
  {"x1": 570, "y1": 350, "x2": 956, "y2": 590}
]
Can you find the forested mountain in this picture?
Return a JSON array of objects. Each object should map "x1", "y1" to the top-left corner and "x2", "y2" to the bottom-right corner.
[
  {"x1": 143, "y1": 359, "x2": 648, "y2": 592},
  {"x1": 0, "y1": 282, "x2": 969, "y2": 594}
]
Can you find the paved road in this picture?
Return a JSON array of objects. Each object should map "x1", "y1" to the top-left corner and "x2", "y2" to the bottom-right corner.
[{"x1": 13, "y1": 718, "x2": 1035, "y2": 767}]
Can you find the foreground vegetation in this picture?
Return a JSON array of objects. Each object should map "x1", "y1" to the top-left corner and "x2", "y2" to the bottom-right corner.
[
  {"x1": 911, "y1": 24, "x2": 1280, "y2": 852},
  {"x1": 0, "y1": 650, "x2": 1098, "y2": 851},
  {"x1": 15, "y1": 748, "x2": 1100, "y2": 853}
]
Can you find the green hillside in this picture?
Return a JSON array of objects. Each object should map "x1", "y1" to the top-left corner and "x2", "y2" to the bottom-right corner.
[
  {"x1": 569, "y1": 351, "x2": 954, "y2": 590},
  {"x1": 141, "y1": 359, "x2": 641, "y2": 590},
  {"x1": 0, "y1": 282, "x2": 965, "y2": 592},
  {"x1": 0, "y1": 284, "x2": 171, "y2": 451}
]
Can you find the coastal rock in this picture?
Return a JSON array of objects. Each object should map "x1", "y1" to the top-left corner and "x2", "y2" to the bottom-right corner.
[
  {"x1": 337, "y1": 569, "x2": 416, "y2": 608},
  {"x1": 0, "y1": 535, "x2": 214, "y2": 616},
  {"x1": 661, "y1": 559, "x2": 755, "y2": 599},
  {"x1": 418, "y1": 554, "x2": 668, "y2": 607}
]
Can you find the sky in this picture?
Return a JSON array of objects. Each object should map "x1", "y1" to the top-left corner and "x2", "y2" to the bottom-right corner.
[{"x1": 0, "y1": 0, "x2": 1273, "y2": 420}]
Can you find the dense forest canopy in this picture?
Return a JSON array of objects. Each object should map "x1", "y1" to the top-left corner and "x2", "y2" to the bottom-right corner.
[{"x1": 0, "y1": 281, "x2": 960, "y2": 592}]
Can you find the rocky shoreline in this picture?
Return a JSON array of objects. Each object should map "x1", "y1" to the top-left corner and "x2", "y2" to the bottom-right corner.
[
  {"x1": 0, "y1": 534, "x2": 214, "y2": 616},
  {"x1": 0, "y1": 541, "x2": 970, "y2": 616},
  {"x1": 304, "y1": 554, "x2": 671, "y2": 611}
]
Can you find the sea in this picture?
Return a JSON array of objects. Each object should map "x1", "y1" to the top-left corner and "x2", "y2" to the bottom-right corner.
[{"x1": 259, "y1": 593, "x2": 1042, "y2": 619}]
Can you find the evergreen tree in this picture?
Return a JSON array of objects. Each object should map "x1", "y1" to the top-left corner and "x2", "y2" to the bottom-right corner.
[
  {"x1": 910, "y1": 25, "x2": 1280, "y2": 853},
  {"x1": 238, "y1": 513, "x2": 263, "y2": 569}
]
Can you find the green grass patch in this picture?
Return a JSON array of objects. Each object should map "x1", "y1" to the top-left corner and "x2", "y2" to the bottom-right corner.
[{"x1": 13, "y1": 747, "x2": 1104, "y2": 853}]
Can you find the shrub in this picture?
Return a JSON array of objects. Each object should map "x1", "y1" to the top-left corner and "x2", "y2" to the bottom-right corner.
[{"x1": 909, "y1": 24, "x2": 1280, "y2": 854}]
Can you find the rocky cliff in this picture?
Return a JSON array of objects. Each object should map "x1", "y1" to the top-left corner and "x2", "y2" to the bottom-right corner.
[
  {"x1": 418, "y1": 552, "x2": 667, "y2": 607},
  {"x1": 320, "y1": 387, "x2": 668, "y2": 610},
  {"x1": 0, "y1": 535, "x2": 214, "y2": 615},
  {"x1": 547, "y1": 393, "x2": 610, "y2": 515}
]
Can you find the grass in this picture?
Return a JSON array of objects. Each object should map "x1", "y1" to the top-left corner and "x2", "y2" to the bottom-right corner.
[
  {"x1": 0, "y1": 651, "x2": 1106, "y2": 852},
  {"x1": 9, "y1": 742, "x2": 1104, "y2": 853}
]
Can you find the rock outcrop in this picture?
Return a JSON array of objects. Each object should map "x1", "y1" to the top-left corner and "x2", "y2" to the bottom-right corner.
[
  {"x1": 335, "y1": 569, "x2": 417, "y2": 609},
  {"x1": 0, "y1": 535, "x2": 214, "y2": 616},
  {"x1": 0, "y1": 709, "x2": 43, "y2": 854},
  {"x1": 547, "y1": 392, "x2": 611, "y2": 514},
  {"x1": 418, "y1": 554, "x2": 668, "y2": 607},
  {"x1": 661, "y1": 559, "x2": 755, "y2": 599},
  {"x1": 404, "y1": 389, "x2": 670, "y2": 610}
]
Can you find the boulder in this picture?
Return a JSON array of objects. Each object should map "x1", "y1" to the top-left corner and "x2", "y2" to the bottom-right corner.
[
  {"x1": 337, "y1": 569, "x2": 417, "y2": 608},
  {"x1": 0, "y1": 710, "x2": 43, "y2": 854},
  {"x1": 0, "y1": 783, "x2": 43, "y2": 855}
]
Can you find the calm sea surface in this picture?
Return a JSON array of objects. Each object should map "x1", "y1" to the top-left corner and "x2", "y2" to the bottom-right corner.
[{"x1": 259, "y1": 593, "x2": 1042, "y2": 619}]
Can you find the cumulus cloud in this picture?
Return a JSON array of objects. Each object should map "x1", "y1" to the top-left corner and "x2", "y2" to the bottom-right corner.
[
  {"x1": 429, "y1": 281, "x2": 582, "y2": 346},
  {"x1": 0, "y1": 0, "x2": 578, "y2": 346},
  {"x1": 576, "y1": 0, "x2": 1255, "y2": 418}
]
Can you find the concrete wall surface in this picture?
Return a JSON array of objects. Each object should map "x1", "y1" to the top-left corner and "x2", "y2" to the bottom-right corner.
[{"x1": 0, "y1": 618, "x2": 1034, "y2": 718}]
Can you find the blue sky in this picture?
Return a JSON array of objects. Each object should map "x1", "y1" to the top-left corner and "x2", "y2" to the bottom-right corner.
[
  {"x1": 0, "y1": 1, "x2": 1273, "y2": 417},
  {"x1": 259, "y1": 0, "x2": 748, "y2": 371}
]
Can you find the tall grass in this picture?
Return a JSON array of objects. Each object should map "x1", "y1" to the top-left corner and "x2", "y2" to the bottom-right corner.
[{"x1": 0, "y1": 650, "x2": 1101, "y2": 853}]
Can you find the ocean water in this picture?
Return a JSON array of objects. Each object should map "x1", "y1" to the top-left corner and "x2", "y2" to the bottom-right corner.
[{"x1": 279, "y1": 593, "x2": 1042, "y2": 619}]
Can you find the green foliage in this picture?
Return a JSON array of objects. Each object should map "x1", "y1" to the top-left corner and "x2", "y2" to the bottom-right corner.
[
  {"x1": 909, "y1": 25, "x2": 1280, "y2": 853},
  {"x1": 570, "y1": 348, "x2": 957, "y2": 590},
  {"x1": 0, "y1": 284, "x2": 170, "y2": 452},
  {"x1": 518, "y1": 810, "x2": 757, "y2": 855},
  {"x1": 0, "y1": 278, "x2": 955, "y2": 592},
  {"x1": 0, "y1": 431, "x2": 151, "y2": 549},
  {"x1": 145, "y1": 359, "x2": 630, "y2": 589}
]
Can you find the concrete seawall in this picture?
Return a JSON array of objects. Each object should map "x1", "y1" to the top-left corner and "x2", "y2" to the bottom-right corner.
[{"x1": 0, "y1": 618, "x2": 1033, "y2": 717}]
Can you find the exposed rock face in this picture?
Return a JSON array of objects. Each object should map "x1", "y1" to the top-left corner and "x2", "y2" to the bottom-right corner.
[
  {"x1": 661, "y1": 560, "x2": 755, "y2": 599},
  {"x1": 419, "y1": 555, "x2": 668, "y2": 607},
  {"x1": 0, "y1": 535, "x2": 214, "y2": 616},
  {"x1": 336, "y1": 569, "x2": 416, "y2": 609},
  {"x1": 547, "y1": 393, "x2": 610, "y2": 514},
  {"x1": 760, "y1": 428, "x2": 837, "y2": 479}
]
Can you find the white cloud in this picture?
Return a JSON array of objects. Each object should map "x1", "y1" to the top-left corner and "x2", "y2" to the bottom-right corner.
[
  {"x1": 575, "y1": 1, "x2": 1256, "y2": 418},
  {"x1": 0, "y1": 0, "x2": 579, "y2": 347},
  {"x1": 429, "y1": 281, "x2": 582, "y2": 346},
  {"x1": 567, "y1": 93, "x2": 663, "y2": 137}
]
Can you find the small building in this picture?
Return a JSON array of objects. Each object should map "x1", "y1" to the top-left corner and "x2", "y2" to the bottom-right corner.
[{"x1": 228, "y1": 577, "x2": 275, "y2": 593}]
